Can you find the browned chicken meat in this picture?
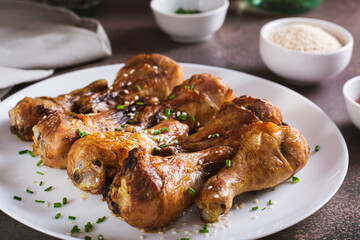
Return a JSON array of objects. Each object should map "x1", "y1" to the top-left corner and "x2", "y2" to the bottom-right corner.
[
  {"x1": 32, "y1": 74, "x2": 234, "y2": 169},
  {"x1": 106, "y1": 146, "x2": 235, "y2": 230},
  {"x1": 161, "y1": 95, "x2": 283, "y2": 155},
  {"x1": 76, "y1": 53, "x2": 184, "y2": 113},
  {"x1": 8, "y1": 79, "x2": 108, "y2": 141},
  {"x1": 195, "y1": 122, "x2": 309, "y2": 222},
  {"x1": 67, "y1": 119, "x2": 189, "y2": 194}
]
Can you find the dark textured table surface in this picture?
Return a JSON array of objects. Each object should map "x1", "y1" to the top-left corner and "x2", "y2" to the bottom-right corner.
[{"x1": 1, "y1": 0, "x2": 360, "y2": 239}]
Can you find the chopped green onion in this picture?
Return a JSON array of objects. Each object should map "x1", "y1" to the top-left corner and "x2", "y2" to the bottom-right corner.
[
  {"x1": 98, "y1": 234, "x2": 104, "y2": 240},
  {"x1": 292, "y1": 176, "x2": 300, "y2": 183},
  {"x1": 159, "y1": 143, "x2": 167, "y2": 148},
  {"x1": 96, "y1": 216, "x2": 106, "y2": 224},
  {"x1": 192, "y1": 115, "x2": 196, "y2": 122},
  {"x1": 194, "y1": 89, "x2": 199, "y2": 95},
  {"x1": 179, "y1": 114, "x2": 187, "y2": 121},
  {"x1": 128, "y1": 120, "x2": 133, "y2": 124},
  {"x1": 315, "y1": 145, "x2": 320, "y2": 152},
  {"x1": 13, "y1": 195, "x2": 22, "y2": 201},
  {"x1": 211, "y1": 133, "x2": 219, "y2": 138},
  {"x1": 158, "y1": 138, "x2": 162, "y2": 143},
  {"x1": 136, "y1": 102, "x2": 144, "y2": 105},
  {"x1": 36, "y1": 171, "x2": 44, "y2": 175},
  {"x1": 203, "y1": 224, "x2": 208, "y2": 230},
  {"x1": 55, "y1": 213, "x2": 61, "y2": 219},
  {"x1": 36, "y1": 160, "x2": 42, "y2": 167},
  {"x1": 252, "y1": 206, "x2": 259, "y2": 211},
  {"x1": 187, "y1": 187, "x2": 196, "y2": 196},
  {"x1": 137, "y1": 85, "x2": 141, "y2": 92},
  {"x1": 85, "y1": 222, "x2": 93, "y2": 232},
  {"x1": 269, "y1": 199, "x2": 273, "y2": 205},
  {"x1": 62, "y1": 197, "x2": 67, "y2": 205},
  {"x1": 70, "y1": 112, "x2": 75, "y2": 115},
  {"x1": 18, "y1": 149, "x2": 34, "y2": 157},
  {"x1": 153, "y1": 130, "x2": 161, "y2": 135},
  {"x1": 165, "y1": 108, "x2": 171, "y2": 116},
  {"x1": 161, "y1": 127, "x2": 168, "y2": 133},
  {"x1": 44, "y1": 186, "x2": 52, "y2": 192},
  {"x1": 77, "y1": 128, "x2": 89, "y2": 138},
  {"x1": 168, "y1": 94, "x2": 176, "y2": 100},
  {"x1": 181, "y1": 238, "x2": 190, "y2": 240},
  {"x1": 85, "y1": 236, "x2": 91, "y2": 240},
  {"x1": 121, "y1": 124, "x2": 125, "y2": 127},
  {"x1": 86, "y1": 113, "x2": 91, "y2": 117},
  {"x1": 226, "y1": 159, "x2": 231, "y2": 168},
  {"x1": 200, "y1": 229, "x2": 209, "y2": 233},
  {"x1": 68, "y1": 216, "x2": 76, "y2": 220},
  {"x1": 54, "y1": 202, "x2": 61, "y2": 208},
  {"x1": 153, "y1": 147, "x2": 157, "y2": 154},
  {"x1": 114, "y1": 128, "x2": 120, "y2": 131},
  {"x1": 262, "y1": 207, "x2": 266, "y2": 211},
  {"x1": 39, "y1": 181, "x2": 43, "y2": 186},
  {"x1": 271, "y1": 187, "x2": 275, "y2": 191},
  {"x1": 15, "y1": 134, "x2": 20, "y2": 139},
  {"x1": 185, "y1": 85, "x2": 191, "y2": 89},
  {"x1": 116, "y1": 104, "x2": 124, "y2": 110},
  {"x1": 26, "y1": 189, "x2": 34, "y2": 194},
  {"x1": 70, "y1": 225, "x2": 80, "y2": 234},
  {"x1": 35, "y1": 200, "x2": 45, "y2": 203}
]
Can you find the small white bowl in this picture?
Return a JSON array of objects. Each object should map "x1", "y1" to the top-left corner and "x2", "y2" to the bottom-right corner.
[
  {"x1": 343, "y1": 76, "x2": 360, "y2": 129},
  {"x1": 260, "y1": 18, "x2": 354, "y2": 85},
  {"x1": 150, "y1": 0, "x2": 229, "y2": 43}
]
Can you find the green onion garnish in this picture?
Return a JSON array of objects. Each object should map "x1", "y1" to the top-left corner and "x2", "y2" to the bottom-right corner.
[
  {"x1": 168, "y1": 94, "x2": 176, "y2": 100},
  {"x1": 161, "y1": 127, "x2": 168, "y2": 133},
  {"x1": 36, "y1": 160, "x2": 42, "y2": 167},
  {"x1": 262, "y1": 207, "x2": 266, "y2": 211},
  {"x1": 114, "y1": 128, "x2": 120, "y2": 131},
  {"x1": 44, "y1": 186, "x2": 52, "y2": 192},
  {"x1": 68, "y1": 216, "x2": 76, "y2": 220},
  {"x1": 179, "y1": 114, "x2": 187, "y2": 121},
  {"x1": 136, "y1": 102, "x2": 144, "y2": 105},
  {"x1": 36, "y1": 171, "x2": 44, "y2": 175},
  {"x1": 128, "y1": 120, "x2": 133, "y2": 124},
  {"x1": 200, "y1": 229, "x2": 209, "y2": 233},
  {"x1": 271, "y1": 187, "x2": 275, "y2": 191},
  {"x1": 85, "y1": 236, "x2": 91, "y2": 240},
  {"x1": 54, "y1": 202, "x2": 61, "y2": 208},
  {"x1": 185, "y1": 85, "x2": 191, "y2": 89},
  {"x1": 165, "y1": 108, "x2": 171, "y2": 116},
  {"x1": 85, "y1": 222, "x2": 93, "y2": 232},
  {"x1": 153, "y1": 130, "x2": 161, "y2": 135},
  {"x1": 86, "y1": 113, "x2": 91, "y2": 117},
  {"x1": 252, "y1": 206, "x2": 259, "y2": 211},
  {"x1": 98, "y1": 234, "x2": 104, "y2": 240},
  {"x1": 96, "y1": 216, "x2": 106, "y2": 224},
  {"x1": 192, "y1": 115, "x2": 196, "y2": 122},
  {"x1": 70, "y1": 225, "x2": 80, "y2": 234},
  {"x1": 77, "y1": 128, "x2": 89, "y2": 138},
  {"x1": 292, "y1": 176, "x2": 300, "y2": 183},
  {"x1": 121, "y1": 124, "x2": 125, "y2": 127},
  {"x1": 180, "y1": 238, "x2": 190, "y2": 240},
  {"x1": 203, "y1": 224, "x2": 208, "y2": 230},
  {"x1": 62, "y1": 197, "x2": 67, "y2": 205},
  {"x1": 315, "y1": 145, "x2": 320, "y2": 152},
  {"x1": 194, "y1": 89, "x2": 199, "y2": 95},
  {"x1": 116, "y1": 104, "x2": 124, "y2": 110},
  {"x1": 153, "y1": 147, "x2": 157, "y2": 154},
  {"x1": 55, "y1": 213, "x2": 61, "y2": 219},
  {"x1": 70, "y1": 112, "x2": 75, "y2": 115},
  {"x1": 211, "y1": 133, "x2": 219, "y2": 138},
  {"x1": 13, "y1": 195, "x2": 22, "y2": 201},
  {"x1": 190, "y1": 85, "x2": 195, "y2": 90},
  {"x1": 187, "y1": 187, "x2": 196, "y2": 196},
  {"x1": 159, "y1": 143, "x2": 167, "y2": 148},
  {"x1": 137, "y1": 85, "x2": 141, "y2": 92},
  {"x1": 39, "y1": 181, "x2": 43, "y2": 186},
  {"x1": 226, "y1": 159, "x2": 231, "y2": 168},
  {"x1": 26, "y1": 189, "x2": 34, "y2": 194},
  {"x1": 35, "y1": 200, "x2": 45, "y2": 203},
  {"x1": 18, "y1": 149, "x2": 34, "y2": 157},
  {"x1": 269, "y1": 199, "x2": 273, "y2": 205},
  {"x1": 158, "y1": 138, "x2": 162, "y2": 143}
]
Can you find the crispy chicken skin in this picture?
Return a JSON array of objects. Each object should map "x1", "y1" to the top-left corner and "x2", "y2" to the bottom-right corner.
[
  {"x1": 195, "y1": 122, "x2": 309, "y2": 222},
  {"x1": 106, "y1": 146, "x2": 235, "y2": 230},
  {"x1": 160, "y1": 95, "x2": 283, "y2": 155},
  {"x1": 77, "y1": 53, "x2": 184, "y2": 113},
  {"x1": 67, "y1": 119, "x2": 189, "y2": 194},
  {"x1": 8, "y1": 79, "x2": 108, "y2": 141}
]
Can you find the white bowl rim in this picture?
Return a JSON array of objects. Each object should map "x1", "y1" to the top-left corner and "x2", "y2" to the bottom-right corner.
[
  {"x1": 150, "y1": 0, "x2": 229, "y2": 19},
  {"x1": 260, "y1": 17, "x2": 354, "y2": 56},
  {"x1": 343, "y1": 76, "x2": 360, "y2": 110}
]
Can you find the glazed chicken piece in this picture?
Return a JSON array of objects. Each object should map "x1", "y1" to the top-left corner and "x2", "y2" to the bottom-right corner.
[
  {"x1": 161, "y1": 95, "x2": 283, "y2": 155},
  {"x1": 67, "y1": 119, "x2": 189, "y2": 194},
  {"x1": 8, "y1": 79, "x2": 108, "y2": 141},
  {"x1": 76, "y1": 53, "x2": 184, "y2": 113},
  {"x1": 195, "y1": 122, "x2": 309, "y2": 222},
  {"x1": 106, "y1": 146, "x2": 235, "y2": 230},
  {"x1": 32, "y1": 74, "x2": 234, "y2": 169}
]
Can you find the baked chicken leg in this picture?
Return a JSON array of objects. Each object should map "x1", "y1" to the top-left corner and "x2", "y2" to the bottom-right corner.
[
  {"x1": 8, "y1": 79, "x2": 108, "y2": 141},
  {"x1": 67, "y1": 119, "x2": 189, "y2": 194},
  {"x1": 106, "y1": 146, "x2": 234, "y2": 230},
  {"x1": 195, "y1": 122, "x2": 309, "y2": 222}
]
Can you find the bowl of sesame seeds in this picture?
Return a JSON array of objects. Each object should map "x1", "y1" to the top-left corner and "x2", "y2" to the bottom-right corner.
[{"x1": 260, "y1": 17, "x2": 353, "y2": 85}]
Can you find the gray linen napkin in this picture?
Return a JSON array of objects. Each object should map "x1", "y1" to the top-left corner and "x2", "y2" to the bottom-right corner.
[{"x1": 0, "y1": 0, "x2": 112, "y2": 89}]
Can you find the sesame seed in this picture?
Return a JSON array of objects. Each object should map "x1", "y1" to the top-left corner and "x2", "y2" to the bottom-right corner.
[
  {"x1": 158, "y1": 231, "x2": 164, "y2": 235},
  {"x1": 176, "y1": 111, "x2": 180, "y2": 117},
  {"x1": 123, "y1": 73, "x2": 128, "y2": 77},
  {"x1": 254, "y1": 199, "x2": 259, "y2": 204},
  {"x1": 80, "y1": 194, "x2": 86, "y2": 200},
  {"x1": 127, "y1": 81, "x2": 132, "y2": 86},
  {"x1": 44, "y1": 202, "x2": 50, "y2": 207},
  {"x1": 197, "y1": 122, "x2": 200, "y2": 127},
  {"x1": 139, "y1": 229, "x2": 145, "y2": 233},
  {"x1": 24, "y1": 187, "x2": 29, "y2": 191},
  {"x1": 204, "y1": 233, "x2": 209, "y2": 237},
  {"x1": 214, "y1": 194, "x2": 219, "y2": 198},
  {"x1": 153, "y1": 65, "x2": 158, "y2": 69},
  {"x1": 129, "y1": 69, "x2": 135, "y2": 74},
  {"x1": 208, "y1": 135, "x2": 212, "y2": 139},
  {"x1": 208, "y1": 185, "x2": 213, "y2": 190},
  {"x1": 194, "y1": 224, "x2": 201, "y2": 227},
  {"x1": 124, "y1": 89, "x2": 129, "y2": 94},
  {"x1": 220, "y1": 225, "x2": 225, "y2": 230},
  {"x1": 139, "y1": 235, "x2": 145, "y2": 239},
  {"x1": 225, "y1": 221, "x2": 231, "y2": 227},
  {"x1": 182, "y1": 112, "x2": 187, "y2": 115},
  {"x1": 160, "y1": 237, "x2": 165, "y2": 240},
  {"x1": 161, "y1": 116, "x2": 168, "y2": 120},
  {"x1": 252, "y1": 215, "x2": 258, "y2": 220},
  {"x1": 124, "y1": 101, "x2": 130, "y2": 105},
  {"x1": 32, "y1": 181, "x2": 37, "y2": 184},
  {"x1": 268, "y1": 206, "x2": 273, "y2": 209},
  {"x1": 134, "y1": 95, "x2": 139, "y2": 100},
  {"x1": 240, "y1": 203, "x2": 246, "y2": 208}
]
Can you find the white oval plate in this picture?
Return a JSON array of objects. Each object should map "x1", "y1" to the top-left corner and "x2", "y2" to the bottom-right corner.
[{"x1": 0, "y1": 63, "x2": 348, "y2": 240}]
